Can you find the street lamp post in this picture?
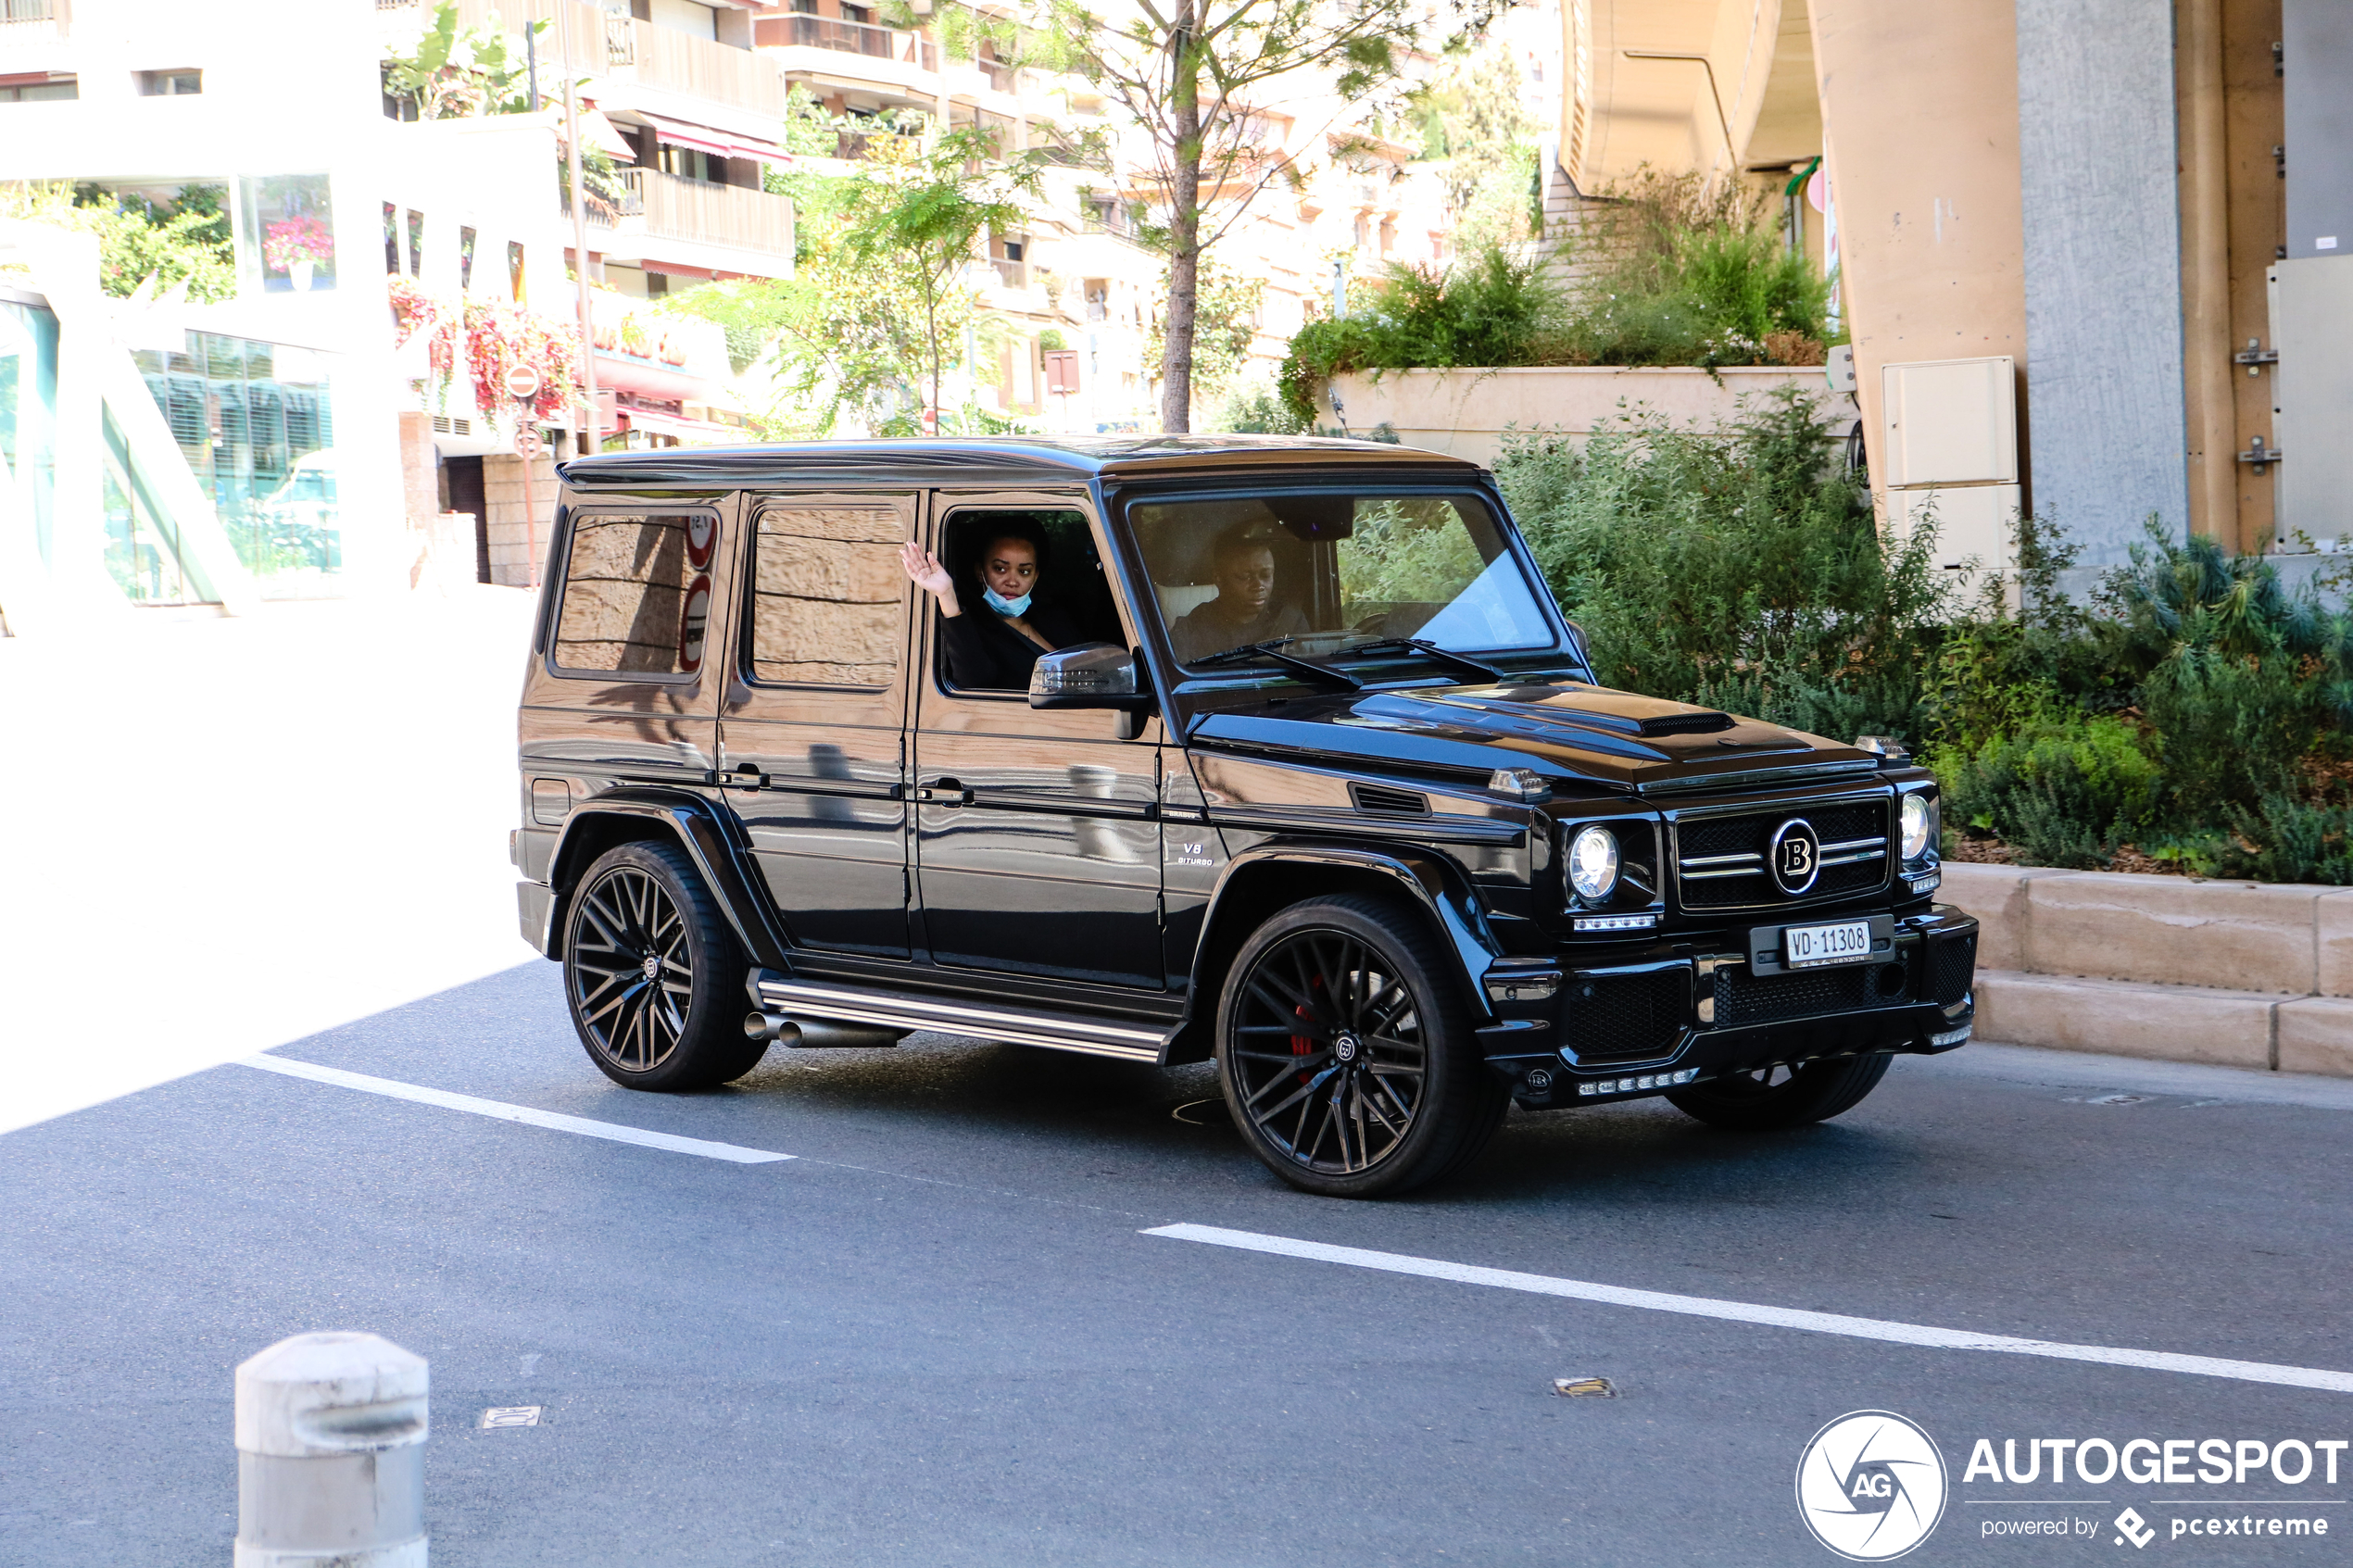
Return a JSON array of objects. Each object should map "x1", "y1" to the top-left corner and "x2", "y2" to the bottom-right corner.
[{"x1": 556, "y1": 2, "x2": 602, "y2": 461}]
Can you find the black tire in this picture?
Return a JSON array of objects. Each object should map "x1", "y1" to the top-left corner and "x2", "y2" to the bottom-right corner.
[
  {"x1": 1663, "y1": 1052, "x2": 1892, "y2": 1131},
  {"x1": 1215, "y1": 895, "x2": 1506, "y2": 1198},
  {"x1": 562, "y1": 841, "x2": 766, "y2": 1092}
]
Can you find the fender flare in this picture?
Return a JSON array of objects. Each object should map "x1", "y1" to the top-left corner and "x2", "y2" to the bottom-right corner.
[
  {"x1": 1167, "y1": 839, "x2": 1506, "y2": 1063},
  {"x1": 544, "y1": 789, "x2": 792, "y2": 971}
]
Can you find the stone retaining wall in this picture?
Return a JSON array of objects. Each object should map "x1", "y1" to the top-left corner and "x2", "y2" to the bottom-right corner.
[{"x1": 1938, "y1": 862, "x2": 2353, "y2": 1077}]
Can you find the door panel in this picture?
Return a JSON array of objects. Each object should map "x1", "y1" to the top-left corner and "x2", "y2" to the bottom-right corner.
[
  {"x1": 912, "y1": 492, "x2": 1165, "y2": 988},
  {"x1": 518, "y1": 502, "x2": 735, "y2": 877},
  {"x1": 721, "y1": 494, "x2": 916, "y2": 958}
]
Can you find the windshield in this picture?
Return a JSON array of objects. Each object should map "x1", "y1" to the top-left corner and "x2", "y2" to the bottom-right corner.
[{"x1": 1127, "y1": 491, "x2": 1555, "y2": 670}]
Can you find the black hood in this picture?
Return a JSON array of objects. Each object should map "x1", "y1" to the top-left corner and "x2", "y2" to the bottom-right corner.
[{"x1": 1188, "y1": 682, "x2": 1882, "y2": 794}]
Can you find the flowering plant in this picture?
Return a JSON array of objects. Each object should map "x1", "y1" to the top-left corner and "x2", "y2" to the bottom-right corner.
[
  {"x1": 384, "y1": 282, "x2": 576, "y2": 424},
  {"x1": 263, "y1": 216, "x2": 334, "y2": 273}
]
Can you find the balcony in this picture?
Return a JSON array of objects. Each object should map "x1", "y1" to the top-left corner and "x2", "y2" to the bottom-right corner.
[
  {"x1": 988, "y1": 257, "x2": 1026, "y2": 291},
  {"x1": 1, "y1": 0, "x2": 68, "y2": 43},
  {"x1": 754, "y1": 13, "x2": 934, "y2": 70},
  {"x1": 586, "y1": 167, "x2": 796, "y2": 270},
  {"x1": 400, "y1": 0, "x2": 787, "y2": 119}
]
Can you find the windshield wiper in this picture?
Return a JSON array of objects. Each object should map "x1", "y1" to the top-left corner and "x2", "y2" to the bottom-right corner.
[
  {"x1": 1331, "y1": 635, "x2": 1503, "y2": 684},
  {"x1": 1190, "y1": 637, "x2": 1364, "y2": 690}
]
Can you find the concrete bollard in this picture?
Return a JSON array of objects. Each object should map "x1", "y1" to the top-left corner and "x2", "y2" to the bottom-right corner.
[{"x1": 234, "y1": 1333, "x2": 429, "y2": 1567}]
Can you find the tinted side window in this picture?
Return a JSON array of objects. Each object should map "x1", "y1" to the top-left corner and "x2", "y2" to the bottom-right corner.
[
  {"x1": 747, "y1": 505, "x2": 904, "y2": 686},
  {"x1": 552, "y1": 512, "x2": 714, "y2": 676}
]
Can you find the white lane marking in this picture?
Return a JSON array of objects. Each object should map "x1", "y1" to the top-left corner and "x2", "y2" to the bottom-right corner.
[
  {"x1": 239, "y1": 1057, "x2": 795, "y2": 1164},
  {"x1": 1144, "y1": 1224, "x2": 2353, "y2": 1397}
]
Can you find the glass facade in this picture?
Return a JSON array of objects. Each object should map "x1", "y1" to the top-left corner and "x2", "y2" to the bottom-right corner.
[
  {"x1": 133, "y1": 331, "x2": 341, "y2": 597},
  {"x1": 0, "y1": 294, "x2": 60, "y2": 575}
]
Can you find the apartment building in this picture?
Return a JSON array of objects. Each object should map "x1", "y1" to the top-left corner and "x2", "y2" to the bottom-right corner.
[
  {"x1": 751, "y1": 0, "x2": 1456, "y2": 431},
  {"x1": 0, "y1": 0, "x2": 805, "y2": 625}
]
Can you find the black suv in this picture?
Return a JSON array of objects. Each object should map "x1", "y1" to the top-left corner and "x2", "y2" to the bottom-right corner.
[{"x1": 512, "y1": 437, "x2": 1976, "y2": 1196}]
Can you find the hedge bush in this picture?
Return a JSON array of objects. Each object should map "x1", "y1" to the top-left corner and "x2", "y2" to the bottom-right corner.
[{"x1": 1489, "y1": 390, "x2": 2353, "y2": 884}]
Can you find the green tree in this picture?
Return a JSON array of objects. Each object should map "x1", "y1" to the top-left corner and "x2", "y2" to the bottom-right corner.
[
  {"x1": 383, "y1": 2, "x2": 545, "y2": 120},
  {"x1": 1144, "y1": 258, "x2": 1262, "y2": 396},
  {"x1": 836, "y1": 129, "x2": 1041, "y2": 426},
  {"x1": 0, "y1": 182, "x2": 236, "y2": 302},
  {"x1": 1048, "y1": 0, "x2": 1446, "y2": 431}
]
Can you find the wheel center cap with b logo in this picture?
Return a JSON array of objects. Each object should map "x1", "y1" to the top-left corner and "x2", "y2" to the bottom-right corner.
[
  {"x1": 1769, "y1": 818, "x2": 1821, "y2": 896},
  {"x1": 1333, "y1": 1032, "x2": 1361, "y2": 1063}
]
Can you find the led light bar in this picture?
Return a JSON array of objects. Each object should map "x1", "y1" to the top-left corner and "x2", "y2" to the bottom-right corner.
[
  {"x1": 1906, "y1": 871, "x2": 1941, "y2": 895},
  {"x1": 1577, "y1": 1068, "x2": 1699, "y2": 1096},
  {"x1": 1929, "y1": 1024, "x2": 1971, "y2": 1047},
  {"x1": 1572, "y1": 913, "x2": 1659, "y2": 933}
]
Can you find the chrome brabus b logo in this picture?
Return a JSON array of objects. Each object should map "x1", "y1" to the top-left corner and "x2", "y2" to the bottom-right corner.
[{"x1": 1769, "y1": 818, "x2": 1822, "y2": 895}]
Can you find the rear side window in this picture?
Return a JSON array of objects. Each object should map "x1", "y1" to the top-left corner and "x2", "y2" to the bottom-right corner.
[
  {"x1": 746, "y1": 504, "x2": 906, "y2": 686},
  {"x1": 552, "y1": 511, "x2": 716, "y2": 677}
]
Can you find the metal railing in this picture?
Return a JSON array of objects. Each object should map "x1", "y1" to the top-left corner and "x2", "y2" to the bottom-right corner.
[
  {"x1": 988, "y1": 257, "x2": 1026, "y2": 290},
  {"x1": 587, "y1": 167, "x2": 796, "y2": 259},
  {"x1": 1, "y1": 0, "x2": 66, "y2": 40},
  {"x1": 755, "y1": 13, "x2": 935, "y2": 70}
]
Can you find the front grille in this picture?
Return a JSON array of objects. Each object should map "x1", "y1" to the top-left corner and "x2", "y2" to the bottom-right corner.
[
  {"x1": 1715, "y1": 960, "x2": 1912, "y2": 1029},
  {"x1": 1927, "y1": 931, "x2": 1977, "y2": 1005},
  {"x1": 1675, "y1": 799, "x2": 1889, "y2": 910},
  {"x1": 1560, "y1": 967, "x2": 1688, "y2": 1063}
]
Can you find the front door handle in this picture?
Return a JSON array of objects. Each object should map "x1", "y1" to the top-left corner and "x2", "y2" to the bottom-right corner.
[
  {"x1": 721, "y1": 762, "x2": 769, "y2": 790},
  {"x1": 920, "y1": 777, "x2": 975, "y2": 807}
]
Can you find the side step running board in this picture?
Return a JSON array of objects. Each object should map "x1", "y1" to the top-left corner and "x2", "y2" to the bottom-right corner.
[{"x1": 747, "y1": 970, "x2": 1169, "y2": 1063}]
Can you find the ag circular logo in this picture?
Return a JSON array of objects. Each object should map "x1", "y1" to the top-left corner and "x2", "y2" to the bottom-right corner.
[
  {"x1": 1795, "y1": 1410, "x2": 1947, "y2": 1561},
  {"x1": 1769, "y1": 817, "x2": 1822, "y2": 895}
]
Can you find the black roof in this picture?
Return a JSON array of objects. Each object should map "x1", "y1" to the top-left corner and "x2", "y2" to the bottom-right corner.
[{"x1": 557, "y1": 434, "x2": 1486, "y2": 489}]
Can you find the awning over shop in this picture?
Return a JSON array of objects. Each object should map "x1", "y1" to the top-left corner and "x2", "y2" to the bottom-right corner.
[{"x1": 635, "y1": 112, "x2": 793, "y2": 166}]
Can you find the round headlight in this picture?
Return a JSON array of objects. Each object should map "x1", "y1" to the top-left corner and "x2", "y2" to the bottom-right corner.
[
  {"x1": 1567, "y1": 824, "x2": 1620, "y2": 902},
  {"x1": 1901, "y1": 793, "x2": 1936, "y2": 861}
]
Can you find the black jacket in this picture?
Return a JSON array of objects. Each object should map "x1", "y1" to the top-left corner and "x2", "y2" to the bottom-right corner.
[{"x1": 937, "y1": 600, "x2": 1086, "y2": 691}]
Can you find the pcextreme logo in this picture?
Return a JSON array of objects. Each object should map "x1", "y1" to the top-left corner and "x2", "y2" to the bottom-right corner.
[{"x1": 1796, "y1": 1411, "x2": 1951, "y2": 1561}]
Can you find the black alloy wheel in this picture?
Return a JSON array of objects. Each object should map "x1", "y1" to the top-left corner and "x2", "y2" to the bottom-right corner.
[
  {"x1": 563, "y1": 841, "x2": 765, "y2": 1091},
  {"x1": 1663, "y1": 1051, "x2": 1893, "y2": 1131},
  {"x1": 1217, "y1": 895, "x2": 1505, "y2": 1198}
]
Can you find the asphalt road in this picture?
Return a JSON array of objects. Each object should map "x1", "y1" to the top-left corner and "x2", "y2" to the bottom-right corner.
[{"x1": 5, "y1": 963, "x2": 2350, "y2": 1566}]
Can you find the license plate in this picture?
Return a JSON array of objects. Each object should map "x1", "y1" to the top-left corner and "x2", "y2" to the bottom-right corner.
[{"x1": 1782, "y1": 919, "x2": 1874, "y2": 970}]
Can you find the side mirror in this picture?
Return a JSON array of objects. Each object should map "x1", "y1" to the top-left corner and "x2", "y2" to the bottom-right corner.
[{"x1": 1029, "y1": 642, "x2": 1154, "y2": 711}]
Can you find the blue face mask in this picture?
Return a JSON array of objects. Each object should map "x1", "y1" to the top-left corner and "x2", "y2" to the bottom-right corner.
[{"x1": 982, "y1": 585, "x2": 1033, "y2": 618}]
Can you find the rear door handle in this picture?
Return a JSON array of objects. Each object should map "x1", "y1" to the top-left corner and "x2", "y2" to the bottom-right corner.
[
  {"x1": 722, "y1": 762, "x2": 769, "y2": 790},
  {"x1": 920, "y1": 777, "x2": 974, "y2": 807}
]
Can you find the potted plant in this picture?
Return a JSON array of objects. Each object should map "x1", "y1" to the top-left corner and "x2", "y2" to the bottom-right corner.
[{"x1": 264, "y1": 216, "x2": 334, "y2": 292}]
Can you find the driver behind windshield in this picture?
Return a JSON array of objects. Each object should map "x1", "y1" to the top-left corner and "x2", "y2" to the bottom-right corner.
[{"x1": 1168, "y1": 525, "x2": 1308, "y2": 663}]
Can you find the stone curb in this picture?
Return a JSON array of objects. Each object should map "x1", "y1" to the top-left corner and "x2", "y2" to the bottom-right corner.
[{"x1": 1943, "y1": 862, "x2": 2353, "y2": 1078}]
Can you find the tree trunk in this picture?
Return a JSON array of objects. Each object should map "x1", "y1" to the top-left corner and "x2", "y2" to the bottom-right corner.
[{"x1": 1158, "y1": 6, "x2": 1202, "y2": 434}]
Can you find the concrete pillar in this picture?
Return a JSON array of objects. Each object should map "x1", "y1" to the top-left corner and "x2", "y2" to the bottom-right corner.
[
  {"x1": 482, "y1": 452, "x2": 559, "y2": 587},
  {"x1": 1806, "y1": 1, "x2": 2030, "y2": 528},
  {"x1": 234, "y1": 1332, "x2": 428, "y2": 1568}
]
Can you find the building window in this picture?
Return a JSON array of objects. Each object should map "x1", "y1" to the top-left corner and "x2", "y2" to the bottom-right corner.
[
  {"x1": 238, "y1": 174, "x2": 337, "y2": 294},
  {"x1": 658, "y1": 144, "x2": 719, "y2": 184},
  {"x1": 383, "y1": 202, "x2": 399, "y2": 274},
  {"x1": 406, "y1": 210, "x2": 424, "y2": 277},
  {"x1": 459, "y1": 225, "x2": 477, "y2": 291},
  {"x1": 0, "y1": 74, "x2": 76, "y2": 102},
  {"x1": 130, "y1": 332, "x2": 342, "y2": 597},
  {"x1": 138, "y1": 69, "x2": 202, "y2": 96}
]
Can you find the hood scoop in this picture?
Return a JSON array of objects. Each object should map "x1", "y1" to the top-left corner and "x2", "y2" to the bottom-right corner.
[{"x1": 1624, "y1": 709, "x2": 1736, "y2": 737}]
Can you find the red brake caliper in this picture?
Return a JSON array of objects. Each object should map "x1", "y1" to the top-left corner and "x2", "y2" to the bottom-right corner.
[{"x1": 1290, "y1": 978, "x2": 1325, "y2": 1084}]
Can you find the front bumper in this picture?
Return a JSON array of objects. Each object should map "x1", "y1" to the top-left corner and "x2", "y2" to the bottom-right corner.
[{"x1": 1478, "y1": 905, "x2": 1980, "y2": 1108}]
